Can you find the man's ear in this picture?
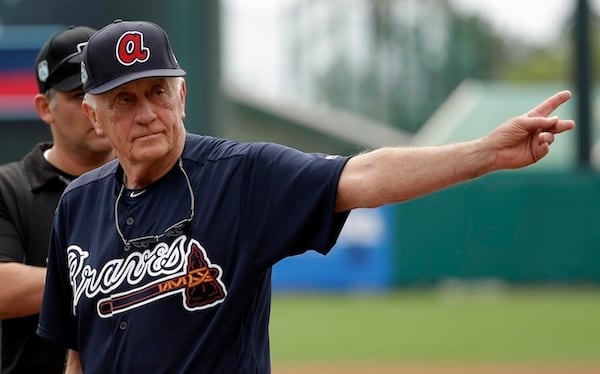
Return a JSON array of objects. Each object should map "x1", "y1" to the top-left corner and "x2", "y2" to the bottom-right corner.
[
  {"x1": 33, "y1": 93, "x2": 54, "y2": 125},
  {"x1": 180, "y1": 79, "x2": 186, "y2": 120},
  {"x1": 82, "y1": 100, "x2": 104, "y2": 136}
]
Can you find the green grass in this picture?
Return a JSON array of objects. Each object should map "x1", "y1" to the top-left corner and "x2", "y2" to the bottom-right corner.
[{"x1": 269, "y1": 287, "x2": 600, "y2": 364}]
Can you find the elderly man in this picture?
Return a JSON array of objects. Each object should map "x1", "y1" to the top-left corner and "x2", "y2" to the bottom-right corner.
[{"x1": 37, "y1": 19, "x2": 574, "y2": 374}]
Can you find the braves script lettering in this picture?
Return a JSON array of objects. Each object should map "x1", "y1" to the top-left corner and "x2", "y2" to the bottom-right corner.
[
  {"x1": 116, "y1": 31, "x2": 150, "y2": 66},
  {"x1": 67, "y1": 236, "x2": 227, "y2": 317}
]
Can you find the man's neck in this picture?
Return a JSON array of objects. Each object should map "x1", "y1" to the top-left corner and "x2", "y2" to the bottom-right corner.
[{"x1": 44, "y1": 146, "x2": 115, "y2": 177}]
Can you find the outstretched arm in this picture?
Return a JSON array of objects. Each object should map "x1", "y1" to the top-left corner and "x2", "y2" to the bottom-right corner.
[{"x1": 335, "y1": 90, "x2": 575, "y2": 212}]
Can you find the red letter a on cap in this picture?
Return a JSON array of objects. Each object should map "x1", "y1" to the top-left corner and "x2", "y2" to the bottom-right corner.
[{"x1": 116, "y1": 31, "x2": 150, "y2": 66}]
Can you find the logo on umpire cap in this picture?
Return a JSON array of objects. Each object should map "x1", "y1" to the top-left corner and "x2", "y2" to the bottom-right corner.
[
  {"x1": 37, "y1": 60, "x2": 49, "y2": 83},
  {"x1": 116, "y1": 31, "x2": 150, "y2": 66}
]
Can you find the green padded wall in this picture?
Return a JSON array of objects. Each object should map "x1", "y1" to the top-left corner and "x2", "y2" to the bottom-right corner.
[{"x1": 391, "y1": 171, "x2": 600, "y2": 285}]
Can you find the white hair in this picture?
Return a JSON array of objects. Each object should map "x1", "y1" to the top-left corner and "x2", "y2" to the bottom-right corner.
[{"x1": 83, "y1": 92, "x2": 97, "y2": 110}]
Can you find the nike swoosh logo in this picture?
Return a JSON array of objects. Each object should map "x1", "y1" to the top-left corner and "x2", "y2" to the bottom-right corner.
[{"x1": 129, "y1": 189, "x2": 147, "y2": 198}]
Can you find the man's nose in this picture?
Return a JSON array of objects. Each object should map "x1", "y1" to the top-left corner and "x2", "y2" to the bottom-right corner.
[{"x1": 135, "y1": 98, "x2": 157, "y2": 124}]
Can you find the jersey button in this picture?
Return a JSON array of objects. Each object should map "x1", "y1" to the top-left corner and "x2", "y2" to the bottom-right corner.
[
  {"x1": 119, "y1": 321, "x2": 128, "y2": 330},
  {"x1": 126, "y1": 217, "x2": 135, "y2": 225}
]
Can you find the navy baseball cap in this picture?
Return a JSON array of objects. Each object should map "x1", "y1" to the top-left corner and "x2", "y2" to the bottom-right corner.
[
  {"x1": 81, "y1": 19, "x2": 186, "y2": 94},
  {"x1": 35, "y1": 25, "x2": 97, "y2": 93}
]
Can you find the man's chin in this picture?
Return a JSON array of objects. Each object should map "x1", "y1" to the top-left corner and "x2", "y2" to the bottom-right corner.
[{"x1": 132, "y1": 144, "x2": 172, "y2": 162}]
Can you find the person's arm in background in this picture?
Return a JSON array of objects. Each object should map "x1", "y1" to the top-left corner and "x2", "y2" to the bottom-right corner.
[
  {"x1": 0, "y1": 262, "x2": 47, "y2": 318},
  {"x1": 336, "y1": 90, "x2": 575, "y2": 212},
  {"x1": 0, "y1": 185, "x2": 48, "y2": 319}
]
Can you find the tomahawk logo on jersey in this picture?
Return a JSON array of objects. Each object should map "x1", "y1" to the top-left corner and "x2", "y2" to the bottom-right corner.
[{"x1": 67, "y1": 235, "x2": 227, "y2": 318}]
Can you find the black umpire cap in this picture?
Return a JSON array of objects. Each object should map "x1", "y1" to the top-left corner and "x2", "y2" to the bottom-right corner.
[
  {"x1": 35, "y1": 25, "x2": 97, "y2": 93},
  {"x1": 81, "y1": 19, "x2": 186, "y2": 94}
]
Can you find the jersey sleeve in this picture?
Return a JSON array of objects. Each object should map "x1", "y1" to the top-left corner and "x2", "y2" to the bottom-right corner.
[
  {"x1": 241, "y1": 142, "x2": 351, "y2": 264},
  {"x1": 37, "y1": 202, "x2": 79, "y2": 350}
]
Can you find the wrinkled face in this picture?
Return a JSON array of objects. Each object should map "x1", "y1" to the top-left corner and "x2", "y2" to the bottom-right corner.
[
  {"x1": 42, "y1": 89, "x2": 113, "y2": 156},
  {"x1": 84, "y1": 77, "x2": 186, "y2": 165}
]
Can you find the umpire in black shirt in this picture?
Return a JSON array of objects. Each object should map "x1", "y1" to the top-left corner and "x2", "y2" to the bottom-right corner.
[{"x1": 0, "y1": 26, "x2": 114, "y2": 373}]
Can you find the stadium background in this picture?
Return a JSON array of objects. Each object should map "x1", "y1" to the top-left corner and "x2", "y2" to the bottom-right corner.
[{"x1": 1, "y1": 1, "x2": 598, "y2": 372}]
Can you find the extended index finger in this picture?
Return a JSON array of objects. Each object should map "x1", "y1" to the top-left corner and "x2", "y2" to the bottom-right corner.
[{"x1": 526, "y1": 90, "x2": 572, "y2": 117}]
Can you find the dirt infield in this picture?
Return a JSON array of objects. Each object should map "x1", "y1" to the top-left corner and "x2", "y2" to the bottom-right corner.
[{"x1": 273, "y1": 363, "x2": 600, "y2": 374}]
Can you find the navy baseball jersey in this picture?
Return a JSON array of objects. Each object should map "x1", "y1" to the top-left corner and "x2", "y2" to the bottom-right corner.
[{"x1": 38, "y1": 134, "x2": 350, "y2": 373}]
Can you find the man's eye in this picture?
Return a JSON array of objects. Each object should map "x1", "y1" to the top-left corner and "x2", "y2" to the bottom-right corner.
[{"x1": 117, "y1": 96, "x2": 133, "y2": 105}]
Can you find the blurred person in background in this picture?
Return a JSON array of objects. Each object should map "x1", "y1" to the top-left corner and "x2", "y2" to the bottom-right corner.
[{"x1": 0, "y1": 25, "x2": 114, "y2": 374}]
